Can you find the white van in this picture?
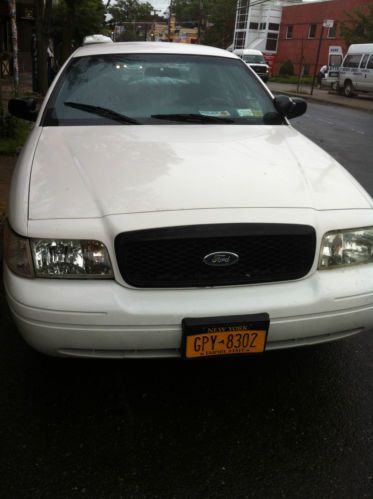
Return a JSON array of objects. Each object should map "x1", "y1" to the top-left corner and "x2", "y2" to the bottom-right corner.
[
  {"x1": 338, "y1": 43, "x2": 373, "y2": 97},
  {"x1": 233, "y1": 49, "x2": 269, "y2": 82},
  {"x1": 321, "y1": 46, "x2": 344, "y2": 90}
]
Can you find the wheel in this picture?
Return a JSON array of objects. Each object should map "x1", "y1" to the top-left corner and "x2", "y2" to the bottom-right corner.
[{"x1": 344, "y1": 81, "x2": 355, "y2": 98}]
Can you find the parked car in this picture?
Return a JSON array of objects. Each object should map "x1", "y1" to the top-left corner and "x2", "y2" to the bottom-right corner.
[
  {"x1": 233, "y1": 48, "x2": 270, "y2": 82},
  {"x1": 338, "y1": 43, "x2": 373, "y2": 97},
  {"x1": 4, "y1": 42, "x2": 373, "y2": 359}
]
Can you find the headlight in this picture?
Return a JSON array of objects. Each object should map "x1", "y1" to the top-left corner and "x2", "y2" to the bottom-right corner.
[
  {"x1": 318, "y1": 227, "x2": 373, "y2": 270},
  {"x1": 31, "y1": 239, "x2": 113, "y2": 278},
  {"x1": 3, "y1": 222, "x2": 34, "y2": 278}
]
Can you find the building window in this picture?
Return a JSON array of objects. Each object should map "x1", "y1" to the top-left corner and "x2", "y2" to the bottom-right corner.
[
  {"x1": 234, "y1": 31, "x2": 246, "y2": 49},
  {"x1": 268, "y1": 23, "x2": 279, "y2": 31},
  {"x1": 327, "y1": 22, "x2": 337, "y2": 39},
  {"x1": 266, "y1": 32, "x2": 278, "y2": 51},
  {"x1": 260, "y1": 23, "x2": 266, "y2": 30},
  {"x1": 249, "y1": 22, "x2": 259, "y2": 30},
  {"x1": 286, "y1": 25, "x2": 293, "y2": 39},
  {"x1": 237, "y1": 12, "x2": 248, "y2": 30},
  {"x1": 308, "y1": 24, "x2": 317, "y2": 39}
]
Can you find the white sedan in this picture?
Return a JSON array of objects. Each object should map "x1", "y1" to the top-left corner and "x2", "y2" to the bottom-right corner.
[{"x1": 4, "y1": 41, "x2": 373, "y2": 359}]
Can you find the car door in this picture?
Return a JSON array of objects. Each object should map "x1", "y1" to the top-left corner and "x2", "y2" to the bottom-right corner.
[
  {"x1": 362, "y1": 54, "x2": 373, "y2": 92},
  {"x1": 357, "y1": 53, "x2": 370, "y2": 91}
]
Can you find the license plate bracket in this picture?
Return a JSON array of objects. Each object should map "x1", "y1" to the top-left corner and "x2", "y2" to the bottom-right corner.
[{"x1": 182, "y1": 313, "x2": 269, "y2": 359}]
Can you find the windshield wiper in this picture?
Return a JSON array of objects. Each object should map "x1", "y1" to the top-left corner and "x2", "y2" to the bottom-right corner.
[
  {"x1": 64, "y1": 102, "x2": 139, "y2": 124},
  {"x1": 151, "y1": 113, "x2": 235, "y2": 124}
]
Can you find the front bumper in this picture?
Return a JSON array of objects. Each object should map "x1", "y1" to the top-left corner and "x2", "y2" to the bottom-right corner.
[{"x1": 4, "y1": 263, "x2": 373, "y2": 357}]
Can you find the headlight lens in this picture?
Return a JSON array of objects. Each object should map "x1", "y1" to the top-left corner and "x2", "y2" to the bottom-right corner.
[
  {"x1": 30, "y1": 238, "x2": 113, "y2": 278},
  {"x1": 318, "y1": 227, "x2": 373, "y2": 270},
  {"x1": 3, "y1": 222, "x2": 34, "y2": 278}
]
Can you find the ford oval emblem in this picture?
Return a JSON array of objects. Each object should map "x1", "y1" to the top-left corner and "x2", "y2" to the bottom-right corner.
[{"x1": 203, "y1": 251, "x2": 239, "y2": 267}]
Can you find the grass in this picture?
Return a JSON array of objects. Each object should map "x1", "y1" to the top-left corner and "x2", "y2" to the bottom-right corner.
[
  {"x1": 270, "y1": 75, "x2": 314, "y2": 85},
  {"x1": 0, "y1": 114, "x2": 31, "y2": 155}
]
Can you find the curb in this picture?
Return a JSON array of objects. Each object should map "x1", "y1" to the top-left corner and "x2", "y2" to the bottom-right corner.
[{"x1": 269, "y1": 88, "x2": 373, "y2": 114}]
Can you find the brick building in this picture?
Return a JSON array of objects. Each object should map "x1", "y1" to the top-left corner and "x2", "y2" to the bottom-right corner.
[{"x1": 274, "y1": 0, "x2": 370, "y2": 76}]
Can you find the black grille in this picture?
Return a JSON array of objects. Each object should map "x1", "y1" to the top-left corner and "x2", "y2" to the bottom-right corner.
[
  {"x1": 251, "y1": 65, "x2": 267, "y2": 74},
  {"x1": 115, "y1": 224, "x2": 316, "y2": 288}
]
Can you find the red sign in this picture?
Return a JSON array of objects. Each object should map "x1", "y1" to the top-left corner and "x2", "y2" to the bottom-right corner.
[{"x1": 264, "y1": 54, "x2": 276, "y2": 77}]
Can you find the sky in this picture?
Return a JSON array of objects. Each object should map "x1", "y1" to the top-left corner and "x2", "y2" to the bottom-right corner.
[
  {"x1": 113, "y1": 0, "x2": 317, "y2": 19},
  {"x1": 149, "y1": 0, "x2": 169, "y2": 16}
]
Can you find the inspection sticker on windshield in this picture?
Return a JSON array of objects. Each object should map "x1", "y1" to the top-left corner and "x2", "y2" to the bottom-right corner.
[
  {"x1": 199, "y1": 110, "x2": 231, "y2": 117},
  {"x1": 237, "y1": 108, "x2": 254, "y2": 117},
  {"x1": 182, "y1": 314, "x2": 269, "y2": 359}
]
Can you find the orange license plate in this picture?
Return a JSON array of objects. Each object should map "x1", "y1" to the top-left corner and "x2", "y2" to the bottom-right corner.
[{"x1": 182, "y1": 314, "x2": 269, "y2": 359}]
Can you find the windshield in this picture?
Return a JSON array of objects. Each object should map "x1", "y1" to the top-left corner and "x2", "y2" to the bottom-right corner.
[
  {"x1": 243, "y1": 55, "x2": 267, "y2": 64},
  {"x1": 43, "y1": 54, "x2": 281, "y2": 126}
]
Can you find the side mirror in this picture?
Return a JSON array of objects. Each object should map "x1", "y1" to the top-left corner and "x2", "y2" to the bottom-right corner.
[
  {"x1": 273, "y1": 95, "x2": 307, "y2": 120},
  {"x1": 8, "y1": 98, "x2": 38, "y2": 121}
]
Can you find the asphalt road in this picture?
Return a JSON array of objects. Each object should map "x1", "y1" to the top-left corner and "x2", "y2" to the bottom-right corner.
[{"x1": 1, "y1": 103, "x2": 373, "y2": 499}]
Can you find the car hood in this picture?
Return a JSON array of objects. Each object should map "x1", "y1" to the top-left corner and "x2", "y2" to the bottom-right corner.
[{"x1": 29, "y1": 125, "x2": 372, "y2": 220}]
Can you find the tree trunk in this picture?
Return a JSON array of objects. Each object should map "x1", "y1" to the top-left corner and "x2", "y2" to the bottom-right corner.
[
  {"x1": 61, "y1": 0, "x2": 75, "y2": 64},
  {"x1": 8, "y1": 0, "x2": 19, "y2": 96},
  {"x1": 34, "y1": 0, "x2": 52, "y2": 95}
]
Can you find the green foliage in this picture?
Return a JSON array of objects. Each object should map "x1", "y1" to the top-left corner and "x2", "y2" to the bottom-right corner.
[
  {"x1": 279, "y1": 59, "x2": 295, "y2": 77},
  {"x1": 341, "y1": 3, "x2": 373, "y2": 45},
  {"x1": 171, "y1": 0, "x2": 236, "y2": 47},
  {"x1": 270, "y1": 75, "x2": 313, "y2": 85},
  {"x1": 108, "y1": 0, "x2": 154, "y2": 23},
  {"x1": 203, "y1": 0, "x2": 236, "y2": 48},
  {"x1": 52, "y1": 0, "x2": 106, "y2": 51},
  {"x1": 108, "y1": 0, "x2": 154, "y2": 41},
  {"x1": 173, "y1": 0, "x2": 200, "y2": 26},
  {"x1": 0, "y1": 115, "x2": 31, "y2": 155}
]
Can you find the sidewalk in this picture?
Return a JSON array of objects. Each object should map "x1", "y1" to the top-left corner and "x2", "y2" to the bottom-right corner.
[{"x1": 267, "y1": 81, "x2": 373, "y2": 113}]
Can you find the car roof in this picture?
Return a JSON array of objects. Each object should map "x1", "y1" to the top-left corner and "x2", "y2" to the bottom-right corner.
[
  {"x1": 234, "y1": 49, "x2": 262, "y2": 55},
  {"x1": 72, "y1": 41, "x2": 239, "y2": 59},
  {"x1": 347, "y1": 43, "x2": 373, "y2": 54}
]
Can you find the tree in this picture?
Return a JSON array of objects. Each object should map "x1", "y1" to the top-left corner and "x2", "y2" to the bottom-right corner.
[
  {"x1": 108, "y1": 0, "x2": 154, "y2": 41},
  {"x1": 52, "y1": 0, "x2": 106, "y2": 64},
  {"x1": 170, "y1": 0, "x2": 236, "y2": 47},
  {"x1": 172, "y1": 0, "x2": 201, "y2": 27},
  {"x1": 108, "y1": 0, "x2": 154, "y2": 22},
  {"x1": 8, "y1": 0, "x2": 19, "y2": 95},
  {"x1": 34, "y1": 0, "x2": 53, "y2": 94},
  {"x1": 203, "y1": 0, "x2": 236, "y2": 48},
  {"x1": 279, "y1": 59, "x2": 294, "y2": 77},
  {"x1": 341, "y1": 3, "x2": 373, "y2": 46}
]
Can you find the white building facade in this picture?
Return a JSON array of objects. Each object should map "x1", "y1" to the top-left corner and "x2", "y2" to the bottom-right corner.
[{"x1": 233, "y1": 0, "x2": 301, "y2": 53}]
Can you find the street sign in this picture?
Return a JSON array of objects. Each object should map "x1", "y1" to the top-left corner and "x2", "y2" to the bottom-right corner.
[{"x1": 323, "y1": 20, "x2": 334, "y2": 28}]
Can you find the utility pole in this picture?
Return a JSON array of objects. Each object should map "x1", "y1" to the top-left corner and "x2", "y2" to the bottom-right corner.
[
  {"x1": 311, "y1": 20, "x2": 333, "y2": 95},
  {"x1": 197, "y1": 0, "x2": 203, "y2": 44},
  {"x1": 168, "y1": 0, "x2": 173, "y2": 41},
  {"x1": 150, "y1": 9, "x2": 160, "y2": 41}
]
